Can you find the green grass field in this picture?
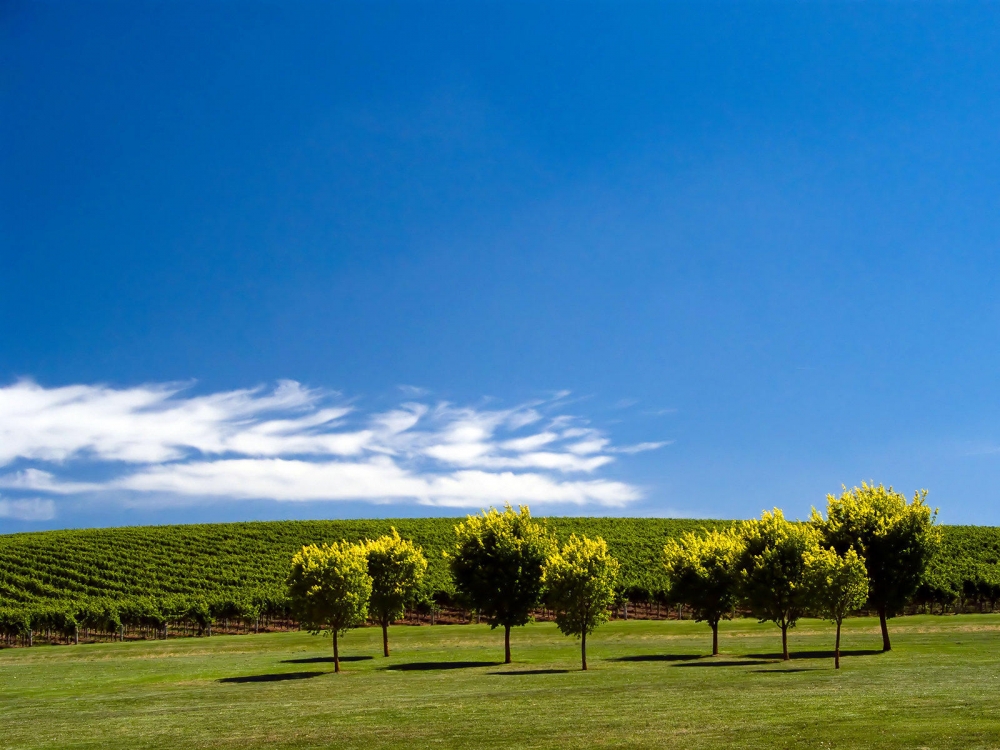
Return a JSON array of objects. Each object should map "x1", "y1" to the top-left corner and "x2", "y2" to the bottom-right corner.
[{"x1": 2, "y1": 615, "x2": 998, "y2": 749}]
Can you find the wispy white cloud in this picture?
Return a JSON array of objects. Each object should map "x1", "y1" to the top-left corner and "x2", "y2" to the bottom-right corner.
[
  {"x1": 0, "y1": 379, "x2": 666, "y2": 510},
  {"x1": 613, "y1": 441, "x2": 673, "y2": 454},
  {"x1": 0, "y1": 496, "x2": 56, "y2": 521}
]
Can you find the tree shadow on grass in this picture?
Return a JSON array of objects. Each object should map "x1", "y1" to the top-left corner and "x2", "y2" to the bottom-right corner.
[
  {"x1": 491, "y1": 668, "x2": 571, "y2": 676},
  {"x1": 219, "y1": 671, "x2": 326, "y2": 684},
  {"x1": 750, "y1": 668, "x2": 818, "y2": 674},
  {"x1": 745, "y1": 649, "x2": 883, "y2": 660},
  {"x1": 673, "y1": 659, "x2": 776, "y2": 668},
  {"x1": 385, "y1": 661, "x2": 501, "y2": 671},
  {"x1": 281, "y1": 656, "x2": 374, "y2": 664},
  {"x1": 612, "y1": 654, "x2": 704, "y2": 663}
]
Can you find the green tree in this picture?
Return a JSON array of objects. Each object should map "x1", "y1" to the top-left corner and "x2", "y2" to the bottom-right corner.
[
  {"x1": 737, "y1": 509, "x2": 819, "y2": 661},
  {"x1": 663, "y1": 529, "x2": 743, "y2": 656},
  {"x1": 803, "y1": 546, "x2": 869, "y2": 669},
  {"x1": 365, "y1": 529, "x2": 428, "y2": 657},
  {"x1": 287, "y1": 542, "x2": 372, "y2": 672},
  {"x1": 811, "y1": 482, "x2": 940, "y2": 652},
  {"x1": 449, "y1": 504, "x2": 555, "y2": 664},
  {"x1": 543, "y1": 535, "x2": 620, "y2": 670}
]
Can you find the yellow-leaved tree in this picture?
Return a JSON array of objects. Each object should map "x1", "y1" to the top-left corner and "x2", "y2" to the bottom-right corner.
[
  {"x1": 804, "y1": 546, "x2": 868, "y2": 669},
  {"x1": 365, "y1": 529, "x2": 428, "y2": 657},
  {"x1": 287, "y1": 541, "x2": 372, "y2": 672},
  {"x1": 811, "y1": 482, "x2": 939, "y2": 652},
  {"x1": 737, "y1": 509, "x2": 819, "y2": 661},
  {"x1": 449, "y1": 504, "x2": 555, "y2": 664},
  {"x1": 543, "y1": 535, "x2": 620, "y2": 670},
  {"x1": 663, "y1": 528, "x2": 743, "y2": 656}
]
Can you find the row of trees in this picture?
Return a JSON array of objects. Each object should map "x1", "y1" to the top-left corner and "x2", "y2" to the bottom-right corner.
[
  {"x1": 287, "y1": 508, "x2": 620, "y2": 671},
  {"x1": 286, "y1": 484, "x2": 938, "y2": 672},
  {"x1": 288, "y1": 530, "x2": 429, "y2": 671},
  {"x1": 664, "y1": 483, "x2": 938, "y2": 667}
]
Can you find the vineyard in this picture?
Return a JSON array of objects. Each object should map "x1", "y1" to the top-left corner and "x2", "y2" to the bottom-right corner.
[{"x1": 1, "y1": 517, "x2": 998, "y2": 645}]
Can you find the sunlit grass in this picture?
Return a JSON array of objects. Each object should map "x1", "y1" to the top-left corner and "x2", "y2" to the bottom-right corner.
[{"x1": 2, "y1": 615, "x2": 999, "y2": 749}]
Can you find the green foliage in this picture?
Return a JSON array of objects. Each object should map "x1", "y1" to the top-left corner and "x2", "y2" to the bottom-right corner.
[
  {"x1": 287, "y1": 541, "x2": 372, "y2": 669},
  {"x1": 0, "y1": 515, "x2": 994, "y2": 644},
  {"x1": 450, "y1": 504, "x2": 556, "y2": 662},
  {"x1": 288, "y1": 542, "x2": 372, "y2": 634},
  {"x1": 812, "y1": 482, "x2": 940, "y2": 650},
  {"x1": 737, "y1": 509, "x2": 819, "y2": 659},
  {"x1": 805, "y1": 546, "x2": 869, "y2": 669},
  {"x1": 543, "y1": 535, "x2": 619, "y2": 669},
  {"x1": 0, "y1": 517, "x2": 728, "y2": 611},
  {"x1": 804, "y1": 547, "x2": 869, "y2": 623},
  {"x1": 663, "y1": 528, "x2": 743, "y2": 654},
  {"x1": 365, "y1": 529, "x2": 427, "y2": 656}
]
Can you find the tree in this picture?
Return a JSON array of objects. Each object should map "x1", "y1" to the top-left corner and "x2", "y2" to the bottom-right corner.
[
  {"x1": 811, "y1": 483, "x2": 940, "y2": 652},
  {"x1": 804, "y1": 547, "x2": 869, "y2": 669},
  {"x1": 663, "y1": 528, "x2": 743, "y2": 656},
  {"x1": 449, "y1": 504, "x2": 555, "y2": 664},
  {"x1": 737, "y1": 509, "x2": 819, "y2": 661},
  {"x1": 543, "y1": 535, "x2": 620, "y2": 670},
  {"x1": 365, "y1": 529, "x2": 428, "y2": 657},
  {"x1": 287, "y1": 542, "x2": 372, "y2": 672}
]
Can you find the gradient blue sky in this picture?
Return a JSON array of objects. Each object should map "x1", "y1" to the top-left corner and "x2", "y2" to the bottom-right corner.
[{"x1": 3, "y1": 2, "x2": 1000, "y2": 531}]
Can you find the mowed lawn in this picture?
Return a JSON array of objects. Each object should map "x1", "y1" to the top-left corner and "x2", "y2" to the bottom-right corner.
[{"x1": 2, "y1": 616, "x2": 999, "y2": 749}]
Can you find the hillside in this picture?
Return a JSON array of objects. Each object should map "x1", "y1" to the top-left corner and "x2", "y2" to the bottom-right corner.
[
  {"x1": 0, "y1": 517, "x2": 728, "y2": 608},
  {"x1": 0, "y1": 518, "x2": 996, "y2": 614}
]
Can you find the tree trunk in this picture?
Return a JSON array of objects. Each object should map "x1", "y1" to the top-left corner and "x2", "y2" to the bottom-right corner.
[
  {"x1": 878, "y1": 605, "x2": 891, "y2": 652},
  {"x1": 835, "y1": 618, "x2": 842, "y2": 669},
  {"x1": 504, "y1": 624, "x2": 511, "y2": 664},
  {"x1": 382, "y1": 620, "x2": 390, "y2": 657},
  {"x1": 781, "y1": 622, "x2": 789, "y2": 661},
  {"x1": 581, "y1": 630, "x2": 587, "y2": 671},
  {"x1": 711, "y1": 621, "x2": 719, "y2": 656},
  {"x1": 333, "y1": 628, "x2": 340, "y2": 673},
  {"x1": 74, "y1": 625, "x2": 79, "y2": 645}
]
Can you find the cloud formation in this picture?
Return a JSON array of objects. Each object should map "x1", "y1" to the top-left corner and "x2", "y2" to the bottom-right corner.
[
  {"x1": 0, "y1": 497, "x2": 56, "y2": 522},
  {"x1": 0, "y1": 380, "x2": 661, "y2": 516}
]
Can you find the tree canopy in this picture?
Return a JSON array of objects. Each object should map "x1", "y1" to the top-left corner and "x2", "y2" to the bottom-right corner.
[
  {"x1": 365, "y1": 529, "x2": 427, "y2": 657},
  {"x1": 543, "y1": 535, "x2": 620, "y2": 670},
  {"x1": 449, "y1": 504, "x2": 555, "y2": 663},
  {"x1": 287, "y1": 541, "x2": 372, "y2": 671},
  {"x1": 737, "y1": 509, "x2": 819, "y2": 660},
  {"x1": 663, "y1": 528, "x2": 743, "y2": 655},
  {"x1": 804, "y1": 546, "x2": 869, "y2": 669},
  {"x1": 812, "y1": 482, "x2": 940, "y2": 651}
]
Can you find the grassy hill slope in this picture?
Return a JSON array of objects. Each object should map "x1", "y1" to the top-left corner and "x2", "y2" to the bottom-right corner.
[{"x1": 0, "y1": 517, "x2": 996, "y2": 610}]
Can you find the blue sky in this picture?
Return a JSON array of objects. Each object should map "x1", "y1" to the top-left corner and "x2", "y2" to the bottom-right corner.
[{"x1": 3, "y1": 2, "x2": 1000, "y2": 531}]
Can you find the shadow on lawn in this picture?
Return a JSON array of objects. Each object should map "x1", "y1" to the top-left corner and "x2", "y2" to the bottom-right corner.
[
  {"x1": 673, "y1": 659, "x2": 776, "y2": 668},
  {"x1": 612, "y1": 654, "x2": 703, "y2": 663},
  {"x1": 219, "y1": 671, "x2": 326, "y2": 684},
  {"x1": 491, "y1": 668, "x2": 570, "y2": 676},
  {"x1": 386, "y1": 661, "x2": 501, "y2": 671},
  {"x1": 750, "y1": 668, "x2": 818, "y2": 674},
  {"x1": 281, "y1": 656, "x2": 373, "y2": 664},
  {"x1": 745, "y1": 649, "x2": 883, "y2": 660}
]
